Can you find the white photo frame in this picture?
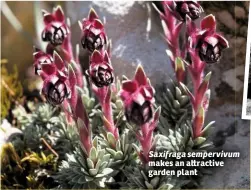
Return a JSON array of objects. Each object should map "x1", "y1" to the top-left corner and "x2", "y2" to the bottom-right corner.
[{"x1": 242, "y1": 1, "x2": 251, "y2": 119}]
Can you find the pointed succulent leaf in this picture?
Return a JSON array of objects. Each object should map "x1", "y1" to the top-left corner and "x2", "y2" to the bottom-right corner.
[
  {"x1": 89, "y1": 168, "x2": 98, "y2": 176},
  {"x1": 114, "y1": 151, "x2": 123, "y2": 160},
  {"x1": 201, "y1": 121, "x2": 215, "y2": 137},
  {"x1": 107, "y1": 132, "x2": 116, "y2": 147},
  {"x1": 87, "y1": 158, "x2": 94, "y2": 169},
  {"x1": 194, "y1": 137, "x2": 206, "y2": 146},
  {"x1": 90, "y1": 147, "x2": 97, "y2": 162},
  {"x1": 106, "y1": 148, "x2": 116, "y2": 156}
]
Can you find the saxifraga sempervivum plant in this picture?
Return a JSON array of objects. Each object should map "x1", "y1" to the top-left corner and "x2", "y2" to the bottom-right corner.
[
  {"x1": 1, "y1": 2, "x2": 229, "y2": 190},
  {"x1": 153, "y1": 1, "x2": 228, "y2": 187}
]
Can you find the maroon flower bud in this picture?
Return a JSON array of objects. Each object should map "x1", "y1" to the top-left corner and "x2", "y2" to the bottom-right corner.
[
  {"x1": 33, "y1": 50, "x2": 53, "y2": 75},
  {"x1": 165, "y1": 1, "x2": 203, "y2": 21},
  {"x1": 189, "y1": 15, "x2": 229, "y2": 64},
  {"x1": 80, "y1": 9, "x2": 107, "y2": 52},
  {"x1": 41, "y1": 6, "x2": 69, "y2": 46},
  {"x1": 42, "y1": 76, "x2": 71, "y2": 106},
  {"x1": 197, "y1": 33, "x2": 227, "y2": 64},
  {"x1": 125, "y1": 101, "x2": 153, "y2": 126},
  {"x1": 88, "y1": 50, "x2": 114, "y2": 88}
]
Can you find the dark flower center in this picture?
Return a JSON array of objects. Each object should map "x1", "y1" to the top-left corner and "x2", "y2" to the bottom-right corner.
[
  {"x1": 46, "y1": 80, "x2": 68, "y2": 105},
  {"x1": 91, "y1": 66, "x2": 113, "y2": 87},
  {"x1": 81, "y1": 30, "x2": 104, "y2": 52},
  {"x1": 198, "y1": 42, "x2": 222, "y2": 64},
  {"x1": 42, "y1": 25, "x2": 66, "y2": 46},
  {"x1": 126, "y1": 101, "x2": 153, "y2": 126}
]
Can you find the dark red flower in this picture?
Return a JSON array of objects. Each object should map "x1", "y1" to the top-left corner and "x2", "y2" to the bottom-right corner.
[
  {"x1": 80, "y1": 9, "x2": 107, "y2": 52},
  {"x1": 189, "y1": 15, "x2": 229, "y2": 64},
  {"x1": 164, "y1": 0, "x2": 203, "y2": 21},
  {"x1": 33, "y1": 49, "x2": 53, "y2": 75},
  {"x1": 37, "y1": 51, "x2": 71, "y2": 105},
  {"x1": 41, "y1": 6, "x2": 69, "y2": 46},
  {"x1": 119, "y1": 65, "x2": 155, "y2": 126},
  {"x1": 87, "y1": 50, "x2": 114, "y2": 88}
]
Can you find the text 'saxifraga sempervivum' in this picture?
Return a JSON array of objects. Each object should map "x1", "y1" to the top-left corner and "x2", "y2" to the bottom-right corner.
[
  {"x1": 41, "y1": 6, "x2": 69, "y2": 46},
  {"x1": 80, "y1": 9, "x2": 107, "y2": 52},
  {"x1": 120, "y1": 65, "x2": 155, "y2": 126},
  {"x1": 87, "y1": 50, "x2": 114, "y2": 88}
]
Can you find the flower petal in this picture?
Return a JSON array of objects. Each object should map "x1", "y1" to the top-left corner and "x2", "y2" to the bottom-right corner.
[
  {"x1": 88, "y1": 8, "x2": 99, "y2": 21},
  {"x1": 134, "y1": 65, "x2": 147, "y2": 86},
  {"x1": 54, "y1": 6, "x2": 64, "y2": 22},
  {"x1": 53, "y1": 51, "x2": 65, "y2": 70},
  {"x1": 201, "y1": 14, "x2": 216, "y2": 31},
  {"x1": 103, "y1": 51, "x2": 110, "y2": 64},
  {"x1": 214, "y1": 33, "x2": 229, "y2": 48},
  {"x1": 43, "y1": 13, "x2": 54, "y2": 25},
  {"x1": 41, "y1": 63, "x2": 56, "y2": 75},
  {"x1": 204, "y1": 36, "x2": 219, "y2": 47},
  {"x1": 132, "y1": 92, "x2": 145, "y2": 106},
  {"x1": 122, "y1": 80, "x2": 138, "y2": 93},
  {"x1": 93, "y1": 19, "x2": 104, "y2": 30},
  {"x1": 91, "y1": 50, "x2": 103, "y2": 64}
]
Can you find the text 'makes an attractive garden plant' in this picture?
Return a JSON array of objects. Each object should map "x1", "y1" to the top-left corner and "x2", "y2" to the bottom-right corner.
[{"x1": 31, "y1": 1, "x2": 229, "y2": 189}]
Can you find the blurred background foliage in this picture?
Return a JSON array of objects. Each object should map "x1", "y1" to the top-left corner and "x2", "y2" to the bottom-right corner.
[{"x1": 1, "y1": 59, "x2": 22, "y2": 119}]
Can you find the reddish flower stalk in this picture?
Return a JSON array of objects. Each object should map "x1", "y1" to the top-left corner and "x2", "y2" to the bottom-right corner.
[
  {"x1": 88, "y1": 50, "x2": 118, "y2": 140},
  {"x1": 136, "y1": 108, "x2": 161, "y2": 164},
  {"x1": 119, "y1": 65, "x2": 160, "y2": 164},
  {"x1": 156, "y1": 2, "x2": 229, "y2": 138},
  {"x1": 153, "y1": 2, "x2": 183, "y2": 69}
]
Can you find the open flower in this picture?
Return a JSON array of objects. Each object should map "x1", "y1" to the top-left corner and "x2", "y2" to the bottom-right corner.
[
  {"x1": 189, "y1": 14, "x2": 229, "y2": 64},
  {"x1": 119, "y1": 65, "x2": 155, "y2": 126},
  {"x1": 87, "y1": 50, "x2": 114, "y2": 88},
  {"x1": 164, "y1": 0, "x2": 203, "y2": 21},
  {"x1": 41, "y1": 6, "x2": 69, "y2": 46},
  {"x1": 80, "y1": 9, "x2": 107, "y2": 52},
  {"x1": 38, "y1": 51, "x2": 71, "y2": 105}
]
